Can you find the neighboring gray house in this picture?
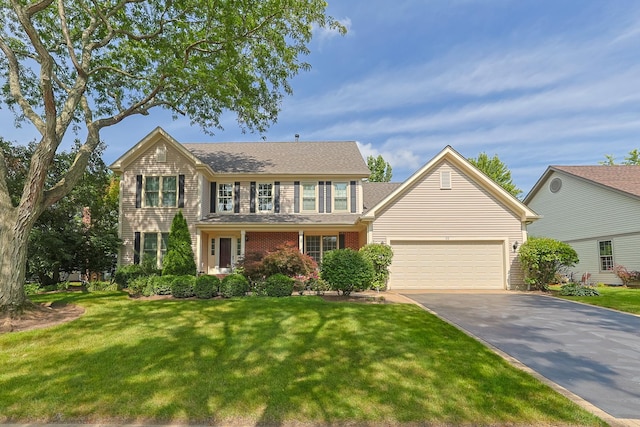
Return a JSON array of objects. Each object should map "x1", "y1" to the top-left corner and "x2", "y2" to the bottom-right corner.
[{"x1": 524, "y1": 165, "x2": 640, "y2": 285}]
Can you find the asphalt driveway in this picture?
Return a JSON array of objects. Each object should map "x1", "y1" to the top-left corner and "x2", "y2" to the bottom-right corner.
[{"x1": 404, "y1": 293, "x2": 640, "y2": 420}]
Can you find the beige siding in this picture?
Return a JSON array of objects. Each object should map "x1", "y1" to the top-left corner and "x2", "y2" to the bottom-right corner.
[
  {"x1": 119, "y1": 141, "x2": 199, "y2": 265},
  {"x1": 372, "y1": 160, "x2": 524, "y2": 289}
]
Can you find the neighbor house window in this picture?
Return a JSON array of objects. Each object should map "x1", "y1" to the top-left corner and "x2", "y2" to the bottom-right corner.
[
  {"x1": 334, "y1": 182, "x2": 348, "y2": 211},
  {"x1": 258, "y1": 183, "x2": 273, "y2": 212},
  {"x1": 305, "y1": 235, "x2": 337, "y2": 263},
  {"x1": 302, "y1": 183, "x2": 316, "y2": 211},
  {"x1": 218, "y1": 183, "x2": 234, "y2": 212},
  {"x1": 599, "y1": 240, "x2": 614, "y2": 271},
  {"x1": 144, "y1": 176, "x2": 177, "y2": 207}
]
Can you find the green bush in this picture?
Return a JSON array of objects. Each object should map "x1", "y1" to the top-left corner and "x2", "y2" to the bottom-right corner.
[
  {"x1": 127, "y1": 276, "x2": 155, "y2": 297},
  {"x1": 263, "y1": 273, "x2": 295, "y2": 297},
  {"x1": 195, "y1": 275, "x2": 220, "y2": 299},
  {"x1": 308, "y1": 277, "x2": 330, "y2": 295},
  {"x1": 113, "y1": 264, "x2": 145, "y2": 287},
  {"x1": 220, "y1": 273, "x2": 249, "y2": 298},
  {"x1": 86, "y1": 281, "x2": 118, "y2": 292},
  {"x1": 560, "y1": 283, "x2": 600, "y2": 296},
  {"x1": 152, "y1": 275, "x2": 175, "y2": 295},
  {"x1": 162, "y1": 210, "x2": 197, "y2": 276},
  {"x1": 321, "y1": 249, "x2": 375, "y2": 296},
  {"x1": 24, "y1": 282, "x2": 42, "y2": 295},
  {"x1": 359, "y1": 243, "x2": 393, "y2": 291},
  {"x1": 518, "y1": 237, "x2": 579, "y2": 291},
  {"x1": 171, "y1": 275, "x2": 196, "y2": 298}
]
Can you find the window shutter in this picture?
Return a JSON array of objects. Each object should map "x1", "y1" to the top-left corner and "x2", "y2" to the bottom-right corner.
[
  {"x1": 339, "y1": 233, "x2": 345, "y2": 249},
  {"x1": 274, "y1": 182, "x2": 280, "y2": 213},
  {"x1": 234, "y1": 182, "x2": 240, "y2": 213},
  {"x1": 325, "y1": 181, "x2": 332, "y2": 213},
  {"x1": 318, "y1": 181, "x2": 325, "y2": 213},
  {"x1": 250, "y1": 182, "x2": 256, "y2": 213},
  {"x1": 350, "y1": 181, "x2": 356, "y2": 213},
  {"x1": 135, "y1": 175, "x2": 142, "y2": 208},
  {"x1": 178, "y1": 174, "x2": 185, "y2": 208},
  {"x1": 134, "y1": 232, "x2": 141, "y2": 264},
  {"x1": 210, "y1": 182, "x2": 216, "y2": 213},
  {"x1": 294, "y1": 181, "x2": 300, "y2": 213}
]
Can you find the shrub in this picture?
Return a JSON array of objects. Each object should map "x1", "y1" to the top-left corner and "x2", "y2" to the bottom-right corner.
[
  {"x1": 560, "y1": 283, "x2": 600, "y2": 296},
  {"x1": 152, "y1": 275, "x2": 175, "y2": 295},
  {"x1": 263, "y1": 273, "x2": 295, "y2": 297},
  {"x1": 308, "y1": 277, "x2": 330, "y2": 295},
  {"x1": 261, "y1": 243, "x2": 318, "y2": 278},
  {"x1": 195, "y1": 275, "x2": 220, "y2": 299},
  {"x1": 518, "y1": 237, "x2": 579, "y2": 291},
  {"x1": 127, "y1": 275, "x2": 155, "y2": 297},
  {"x1": 613, "y1": 264, "x2": 640, "y2": 286},
  {"x1": 236, "y1": 251, "x2": 267, "y2": 282},
  {"x1": 171, "y1": 275, "x2": 196, "y2": 298},
  {"x1": 113, "y1": 264, "x2": 145, "y2": 287},
  {"x1": 86, "y1": 281, "x2": 118, "y2": 292},
  {"x1": 162, "y1": 210, "x2": 197, "y2": 276},
  {"x1": 321, "y1": 249, "x2": 375, "y2": 296},
  {"x1": 24, "y1": 282, "x2": 42, "y2": 295},
  {"x1": 359, "y1": 243, "x2": 393, "y2": 291},
  {"x1": 220, "y1": 273, "x2": 249, "y2": 298}
]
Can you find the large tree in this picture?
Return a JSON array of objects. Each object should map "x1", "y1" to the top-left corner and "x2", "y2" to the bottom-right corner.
[
  {"x1": 0, "y1": 0, "x2": 343, "y2": 311},
  {"x1": 468, "y1": 152, "x2": 522, "y2": 198},
  {"x1": 600, "y1": 149, "x2": 640, "y2": 165},
  {"x1": 367, "y1": 154, "x2": 392, "y2": 182}
]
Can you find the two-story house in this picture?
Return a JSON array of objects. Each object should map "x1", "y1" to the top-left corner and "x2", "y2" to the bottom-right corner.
[{"x1": 110, "y1": 127, "x2": 538, "y2": 290}]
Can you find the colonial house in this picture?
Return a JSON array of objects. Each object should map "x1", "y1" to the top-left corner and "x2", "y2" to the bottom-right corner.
[
  {"x1": 110, "y1": 127, "x2": 538, "y2": 290},
  {"x1": 524, "y1": 165, "x2": 640, "y2": 285}
]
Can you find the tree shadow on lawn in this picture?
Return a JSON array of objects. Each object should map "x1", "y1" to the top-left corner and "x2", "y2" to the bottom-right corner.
[{"x1": 0, "y1": 293, "x2": 603, "y2": 426}]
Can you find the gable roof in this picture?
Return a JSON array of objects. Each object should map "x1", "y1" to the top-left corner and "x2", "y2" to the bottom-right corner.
[
  {"x1": 182, "y1": 141, "x2": 369, "y2": 176},
  {"x1": 362, "y1": 182, "x2": 402, "y2": 213},
  {"x1": 524, "y1": 165, "x2": 640, "y2": 203},
  {"x1": 362, "y1": 145, "x2": 539, "y2": 222}
]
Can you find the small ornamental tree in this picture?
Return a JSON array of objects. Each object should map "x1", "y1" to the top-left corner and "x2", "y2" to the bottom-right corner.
[
  {"x1": 518, "y1": 237, "x2": 579, "y2": 291},
  {"x1": 162, "y1": 211, "x2": 197, "y2": 276},
  {"x1": 359, "y1": 243, "x2": 394, "y2": 291},
  {"x1": 261, "y1": 243, "x2": 318, "y2": 278},
  {"x1": 321, "y1": 249, "x2": 374, "y2": 295}
]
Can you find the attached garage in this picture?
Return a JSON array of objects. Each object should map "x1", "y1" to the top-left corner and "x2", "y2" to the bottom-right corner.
[{"x1": 388, "y1": 240, "x2": 506, "y2": 290}]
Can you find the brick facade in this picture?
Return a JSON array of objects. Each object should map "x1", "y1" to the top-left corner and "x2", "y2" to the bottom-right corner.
[
  {"x1": 245, "y1": 231, "x2": 299, "y2": 255},
  {"x1": 342, "y1": 232, "x2": 361, "y2": 250}
]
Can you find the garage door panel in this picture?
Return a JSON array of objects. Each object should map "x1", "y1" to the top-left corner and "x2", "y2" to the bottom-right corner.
[{"x1": 389, "y1": 240, "x2": 504, "y2": 290}]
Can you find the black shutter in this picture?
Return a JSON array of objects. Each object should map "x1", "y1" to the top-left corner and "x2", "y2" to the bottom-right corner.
[
  {"x1": 250, "y1": 182, "x2": 256, "y2": 213},
  {"x1": 350, "y1": 181, "x2": 356, "y2": 213},
  {"x1": 318, "y1": 181, "x2": 324, "y2": 213},
  {"x1": 274, "y1": 182, "x2": 280, "y2": 213},
  {"x1": 339, "y1": 233, "x2": 345, "y2": 249},
  {"x1": 294, "y1": 181, "x2": 300, "y2": 213},
  {"x1": 210, "y1": 182, "x2": 216, "y2": 213},
  {"x1": 234, "y1": 182, "x2": 240, "y2": 213},
  {"x1": 135, "y1": 175, "x2": 142, "y2": 208},
  {"x1": 134, "y1": 232, "x2": 141, "y2": 264},
  {"x1": 325, "y1": 181, "x2": 332, "y2": 213},
  {"x1": 178, "y1": 174, "x2": 185, "y2": 208}
]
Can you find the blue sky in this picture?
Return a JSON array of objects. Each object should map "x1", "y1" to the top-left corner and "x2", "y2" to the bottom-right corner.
[{"x1": 3, "y1": 0, "x2": 640, "y2": 195}]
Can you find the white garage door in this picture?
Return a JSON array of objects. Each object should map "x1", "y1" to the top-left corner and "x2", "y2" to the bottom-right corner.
[{"x1": 388, "y1": 240, "x2": 505, "y2": 290}]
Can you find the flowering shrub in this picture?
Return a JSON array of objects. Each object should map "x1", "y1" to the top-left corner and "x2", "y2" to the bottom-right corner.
[{"x1": 613, "y1": 264, "x2": 640, "y2": 286}]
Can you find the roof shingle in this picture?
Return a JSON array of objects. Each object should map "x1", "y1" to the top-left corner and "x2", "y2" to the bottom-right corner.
[{"x1": 551, "y1": 165, "x2": 640, "y2": 198}]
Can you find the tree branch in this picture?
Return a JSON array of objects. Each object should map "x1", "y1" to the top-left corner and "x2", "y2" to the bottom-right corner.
[{"x1": 57, "y1": 0, "x2": 85, "y2": 78}]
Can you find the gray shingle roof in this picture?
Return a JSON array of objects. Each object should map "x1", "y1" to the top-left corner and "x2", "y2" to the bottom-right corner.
[
  {"x1": 362, "y1": 182, "x2": 402, "y2": 212},
  {"x1": 197, "y1": 213, "x2": 362, "y2": 226},
  {"x1": 182, "y1": 141, "x2": 370, "y2": 176},
  {"x1": 552, "y1": 165, "x2": 640, "y2": 199}
]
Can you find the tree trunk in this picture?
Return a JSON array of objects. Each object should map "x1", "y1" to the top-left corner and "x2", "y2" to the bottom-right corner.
[{"x1": 0, "y1": 207, "x2": 32, "y2": 312}]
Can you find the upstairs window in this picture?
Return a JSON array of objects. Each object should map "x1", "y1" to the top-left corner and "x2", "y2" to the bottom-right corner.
[
  {"x1": 218, "y1": 183, "x2": 234, "y2": 213},
  {"x1": 145, "y1": 176, "x2": 177, "y2": 207},
  {"x1": 258, "y1": 183, "x2": 273, "y2": 212},
  {"x1": 599, "y1": 240, "x2": 614, "y2": 271},
  {"x1": 334, "y1": 182, "x2": 348, "y2": 211},
  {"x1": 302, "y1": 183, "x2": 316, "y2": 211}
]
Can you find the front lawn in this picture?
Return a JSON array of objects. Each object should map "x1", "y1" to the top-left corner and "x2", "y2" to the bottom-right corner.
[
  {"x1": 0, "y1": 292, "x2": 603, "y2": 425},
  {"x1": 552, "y1": 285, "x2": 640, "y2": 314}
]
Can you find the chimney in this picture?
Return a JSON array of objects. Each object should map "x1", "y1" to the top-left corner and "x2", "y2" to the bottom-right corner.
[{"x1": 295, "y1": 134, "x2": 299, "y2": 142}]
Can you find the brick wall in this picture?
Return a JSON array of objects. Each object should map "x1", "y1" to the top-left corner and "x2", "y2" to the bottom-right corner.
[
  {"x1": 342, "y1": 232, "x2": 361, "y2": 250},
  {"x1": 245, "y1": 231, "x2": 299, "y2": 255}
]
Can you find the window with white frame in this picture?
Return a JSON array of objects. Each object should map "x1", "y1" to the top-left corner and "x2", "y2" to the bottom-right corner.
[
  {"x1": 302, "y1": 183, "x2": 316, "y2": 211},
  {"x1": 218, "y1": 183, "x2": 234, "y2": 212},
  {"x1": 599, "y1": 240, "x2": 614, "y2": 271},
  {"x1": 334, "y1": 182, "x2": 348, "y2": 211},
  {"x1": 258, "y1": 183, "x2": 273, "y2": 212},
  {"x1": 143, "y1": 232, "x2": 169, "y2": 266},
  {"x1": 305, "y1": 235, "x2": 337, "y2": 263},
  {"x1": 144, "y1": 176, "x2": 177, "y2": 207}
]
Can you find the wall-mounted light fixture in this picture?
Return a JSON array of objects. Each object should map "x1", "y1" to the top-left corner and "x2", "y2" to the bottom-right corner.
[
  {"x1": 512, "y1": 241, "x2": 519, "y2": 252},
  {"x1": 245, "y1": 235, "x2": 249, "y2": 242}
]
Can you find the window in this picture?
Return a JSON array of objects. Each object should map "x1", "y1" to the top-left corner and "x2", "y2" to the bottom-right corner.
[
  {"x1": 237, "y1": 237, "x2": 242, "y2": 257},
  {"x1": 305, "y1": 235, "x2": 337, "y2": 263},
  {"x1": 143, "y1": 232, "x2": 169, "y2": 266},
  {"x1": 211, "y1": 238, "x2": 216, "y2": 256},
  {"x1": 218, "y1": 183, "x2": 233, "y2": 212},
  {"x1": 334, "y1": 182, "x2": 348, "y2": 211},
  {"x1": 599, "y1": 240, "x2": 614, "y2": 271},
  {"x1": 144, "y1": 176, "x2": 177, "y2": 207},
  {"x1": 302, "y1": 183, "x2": 316, "y2": 211},
  {"x1": 258, "y1": 183, "x2": 273, "y2": 212},
  {"x1": 160, "y1": 233, "x2": 169, "y2": 263}
]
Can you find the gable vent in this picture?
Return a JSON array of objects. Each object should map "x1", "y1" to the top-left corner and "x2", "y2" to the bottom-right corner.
[
  {"x1": 549, "y1": 177, "x2": 562, "y2": 193},
  {"x1": 440, "y1": 171, "x2": 452, "y2": 190}
]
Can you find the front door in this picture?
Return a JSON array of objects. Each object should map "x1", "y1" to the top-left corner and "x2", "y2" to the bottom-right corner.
[{"x1": 219, "y1": 238, "x2": 232, "y2": 269}]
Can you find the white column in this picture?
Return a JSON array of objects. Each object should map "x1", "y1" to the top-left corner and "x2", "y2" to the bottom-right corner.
[
  {"x1": 240, "y1": 229, "x2": 246, "y2": 257},
  {"x1": 299, "y1": 230, "x2": 304, "y2": 252}
]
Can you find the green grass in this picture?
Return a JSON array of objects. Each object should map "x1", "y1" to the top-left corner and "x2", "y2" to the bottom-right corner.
[
  {"x1": 0, "y1": 292, "x2": 604, "y2": 425},
  {"x1": 552, "y1": 285, "x2": 640, "y2": 314}
]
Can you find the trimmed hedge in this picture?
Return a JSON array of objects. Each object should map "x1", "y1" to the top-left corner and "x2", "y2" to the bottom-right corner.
[
  {"x1": 171, "y1": 275, "x2": 196, "y2": 298},
  {"x1": 321, "y1": 249, "x2": 374, "y2": 296},
  {"x1": 195, "y1": 275, "x2": 220, "y2": 299},
  {"x1": 263, "y1": 273, "x2": 295, "y2": 297},
  {"x1": 220, "y1": 273, "x2": 249, "y2": 298}
]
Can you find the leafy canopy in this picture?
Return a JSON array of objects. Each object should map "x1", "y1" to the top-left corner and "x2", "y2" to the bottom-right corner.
[
  {"x1": 600, "y1": 149, "x2": 640, "y2": 165},
  {"x1": 367, "y1": 155, "x2": 393, "y2": 182},
  {"x1": 468, "y1": 152, "x2": 522, "y2": 198}
]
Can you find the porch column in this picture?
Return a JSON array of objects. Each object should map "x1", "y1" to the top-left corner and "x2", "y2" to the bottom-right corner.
[
  {"x1": 240, "y1": 229, "x2": 246, "y2": 257},
  {"x1": 196, "y1": 230, "x2": 203, "y2": 273},
  {"x1": 298, "y1": 230, "x2": 304, "y2": 253},
  {"x1": 367, "y1": 222, "x2": 373, "y2": 244}
]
